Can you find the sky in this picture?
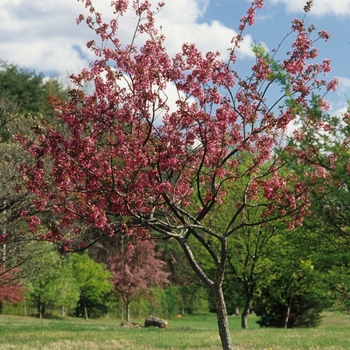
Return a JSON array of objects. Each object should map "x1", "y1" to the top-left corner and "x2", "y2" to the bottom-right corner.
[{"x1": 0, "y1": 0, "x2": 349, "y2": 113}]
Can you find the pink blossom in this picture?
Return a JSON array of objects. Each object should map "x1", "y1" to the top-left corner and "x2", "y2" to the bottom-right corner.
[
  {"x1": 20, "y1": 210, "x2": 28, "y2": 218},
  {"x1": 127, "y1": 243, "x2": 134, "y2": 250},
  {"x1": 326, "y1": 78, "x2": 339, "y2": 92}
]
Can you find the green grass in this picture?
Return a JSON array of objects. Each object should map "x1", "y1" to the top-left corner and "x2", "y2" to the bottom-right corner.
[{"x1": 0, "y1": 311, "x2": 349, "y2": 349}]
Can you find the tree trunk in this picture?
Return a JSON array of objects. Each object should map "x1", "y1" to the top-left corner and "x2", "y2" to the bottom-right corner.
[
  {"x1": 241, "y1": 299, "x2": 252, "y2": 329},
  {"x1": 84, "y1": 304, "x2": 89, "y2": 320},
  {"x1": 213, "y1": 286, "x2": 234, "y2": 350},
  {"x1": 282, "y1": 303, "x2": 291, "y2": 329},
  {"x1": 241, "y1": 311, "x2": 248, "y2": 329},
  {"x1": 178, "y1": 236, "x2": 233, "y2": 349},
  {"x1": 125, "y1": 301, "x2": 130, "y2": 322},
  {"x1": 39, "y1": 303, "x2": 43, "y2": 319}
]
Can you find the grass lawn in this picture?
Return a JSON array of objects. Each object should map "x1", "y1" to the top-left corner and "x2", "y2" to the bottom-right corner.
[{"x1": 0, "y1": 311, "x2": 349, "y2": 349}]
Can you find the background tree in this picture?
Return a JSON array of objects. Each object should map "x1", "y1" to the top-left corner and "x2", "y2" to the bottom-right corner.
[
  {"x1": 108, "y1": 240, "x2": 170, "y2": 322},
  {"x1": 0, "y1": 267, "x2": 24, "y2": 313},
  {"x1": 0, "y1": 65, "x2": 70, "y2": 280},
  {"x1": 255, "y1": 228, "x2": 334, "y2": 328},
  {"x1": 226, "y1": 224, "x2": 277, "y2": 329},
  {"x1": 0, "y1": 113, "x2": 45, "y2": 283},
  {"x1": 50, "y1": 257, "x2": 80, "y2": 316},
  {"x1": 0, "y1": 61, "x2": 69, "y2": 119},
  {"x1": 25, "y1": 246, "x2": 63, "y2": 318},
  {"x1": 16, "y1": 1, "x2": 338, "y2": 348},
  {"x1": 71, "y1": 251, "x2": 112, "y2": 320},
  {"x1": 281, "y1": 95, "x2": 350, "y2": 311},
  {"x1": 0, "y1": 95, "x2": 18, "y2": 141},
  {"x1": 0, "y1": 61, "x2": 46, "y2": 116}
]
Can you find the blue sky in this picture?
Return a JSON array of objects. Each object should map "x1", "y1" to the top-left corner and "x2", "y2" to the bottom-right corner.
[{"x1": 0, "y1": 0, "x2": 349, "y2": 113}]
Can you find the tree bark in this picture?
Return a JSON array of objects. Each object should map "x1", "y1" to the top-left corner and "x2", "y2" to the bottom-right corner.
[
  {"x1": 125, "y1": 301, "x2": 130, "y2": 322},
  {"x1": 241, "y1": 311, "x2": 248, "y2": 329},
  {"x1": 39, "y1": 303, "x2": 43, "y2": 319},
  {"x1": 178, "y1": 236, "x2": 233, "y2": 349},
  {"x1": 241, "y1": 299, "x2": 252, "y2": 329},
  {"x1": 213, "y1": 286, "x2": 234, "y2": 350},
  {"x1": 282, "y1": 303, "x2": 291, "y2": 329},
  {"x1": 84, "y1": 304, "x2": 89, "y2": 320}
]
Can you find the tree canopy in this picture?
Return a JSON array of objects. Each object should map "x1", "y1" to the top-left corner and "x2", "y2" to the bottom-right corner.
[
  {"x1": 108, "y1": 240, "x2": 170, "y2": 321},
  {"x1": 71, "y1": 251, "x2": 112, "y2": 319},
  {"x1": 0, "y1": 61, "x2": 69, "y2": 117},
  {"x1": 15, "y1": 1, "x2": 342, "y2": 348}
]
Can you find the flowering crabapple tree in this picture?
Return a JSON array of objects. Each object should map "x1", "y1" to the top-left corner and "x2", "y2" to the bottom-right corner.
[
  {"x1": 108, "y1": 240, "x2": 170, "y2": 322},
  {"x1": 16, "y1": 0, "x2": 338, "y2": 348}
]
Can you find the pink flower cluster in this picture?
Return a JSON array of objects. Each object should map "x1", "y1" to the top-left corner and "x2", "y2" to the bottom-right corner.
[{"x1": 16, "y1": 0, "x2": 338, "y2": 246}]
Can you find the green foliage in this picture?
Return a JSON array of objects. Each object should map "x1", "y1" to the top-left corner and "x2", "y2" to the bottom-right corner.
[
  {"x1": 254, "y1": 227, "x2": 335, "y2": 328},
  {"x1": 255, "y1": 290, "x2": 329, "y2": 328},
  {"x1": 24, "y1": 244, "x2": 80, "y2": 317},
  {"x1": 283, "y1": 96, "x2": 350, "y2": 313},
  {"x1": 0, "y1": 61, "x2": 69, "y2": 129},
  {"x1": 0, "y1": 62, "x2": 46, "y2": 115},
  {"x1": 71, "y1": 251, "x2": 112, "y2": 318},
  {"x1": 0, "y1": 95, "x2": 18, "y2": 141},
  {"x1": 72, "y1": 251, "x2": 112, "y2": 303},
  {"x1": 50, "y1": 258, "x2": 80, "y2": 313},
  {"x1": 163, "y1": 286, "x2": 181, "y2": 318}
]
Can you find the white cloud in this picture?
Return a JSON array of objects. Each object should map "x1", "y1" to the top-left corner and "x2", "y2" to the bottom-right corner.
[
  {"x1": 150, "y1": 0, "x2": 254, "y2": 59},
  {"x1": 270, "y1": 0, "x2": 350, "y2": 17},
  {"x1": 0, "y1": 0, "x2": 254, "y2": 81}
]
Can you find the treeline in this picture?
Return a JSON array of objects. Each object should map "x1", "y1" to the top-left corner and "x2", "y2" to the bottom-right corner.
[
  {"x1": 0, "y1": 61, "x2": 349, "y2": 328},
  {"x1": 0, "y1": 240, "x2": 208, "y2": 321}
]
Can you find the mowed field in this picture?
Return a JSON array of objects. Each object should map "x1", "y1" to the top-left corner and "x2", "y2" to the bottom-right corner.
[{"x1": 0, "y1": 311, "x2": 349, "y2": 350}]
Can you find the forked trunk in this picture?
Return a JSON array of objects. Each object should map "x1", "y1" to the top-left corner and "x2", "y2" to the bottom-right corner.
[
  {"x1": 179, "y1": 237, "x2": 233, "y2": 349},
  {"x1": 213, "y1": 286, "x2": 234, "y2": 350}
]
